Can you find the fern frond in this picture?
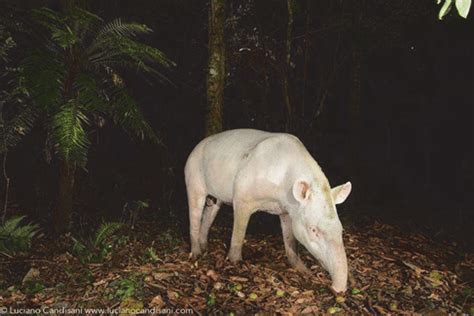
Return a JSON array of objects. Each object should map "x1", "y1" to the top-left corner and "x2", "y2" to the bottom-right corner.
[
  {"x1": 21, "y1": 50, "x2": 65, "y2": 110},
  {"x1": 105, "y1": 85, "x2": 159, "y2": 143},
  {"x1": 0, "y1": 216, "x2": 39, "y2": 254},
  {"x1": 53, "y1": 101, "x2": 90, "y2": 167},
  {"x1": 93, "y1": 222, "x2": 123, "y2": 247},
  {"x1": 98, "y1": 19, "x2": 150, "y2": 39},
  {"x1": 2, "y1": 104, "x2": 39, "y2": 150},
  {"x1": 87, "y1": 22, "x2": 174, "y2": 80},
  {"x1": 74, "y1": 73, "x2": 106, "y2": 111},
  {"x1": 0, "y1": 215, "x2": 25, "y2": 233}
]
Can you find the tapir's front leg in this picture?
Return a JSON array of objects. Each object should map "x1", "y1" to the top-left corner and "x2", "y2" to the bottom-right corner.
[
  {"x1": 280, "y1": 213, "x2": 310, "y2": 274},
  {"x1": 228, "y1": 201, "x2": 253, "y2": 263}
]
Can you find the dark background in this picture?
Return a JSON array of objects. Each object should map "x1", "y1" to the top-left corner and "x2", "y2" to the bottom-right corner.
[{"x1": 3, "y1": 0, "x2": 474, "y2": 245}]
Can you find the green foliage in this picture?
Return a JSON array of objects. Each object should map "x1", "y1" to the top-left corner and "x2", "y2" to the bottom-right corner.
[
  {"x1": 143, "y1": 246, "x2": 159, "y2": 263},
  {"x1": 21, "y1": 5, "x2": 174, "y2": 167},
  {"x1": 207, "y1": 293, "x2": 216, "y2": 306},
  {"x1": 114, "y1": 278, "x2": 137, "y2": 300},
  {"x1": 0, "y1": 105, "x2": 38, "y2": 152},
  {"x1": 0, "y1": 216, "x2": 40, "y2": 255},
  {"x1": 93, "y1": 222, "x2": 123, "y2": 247},
  {"x1": 157, "y1": 229, "x2": 183, "y2": 252},
  {"x1": 72, "y1": 222, "x2": 124, "y2": 263},
  {"x1": 53, "y1": 102, "x2": 90, "y2": 167},
  {"x1": 106, "y1": 273, "x2": 144, "y2": 301},
  {"x1": 437, "y1": 0, "x2": 471, "y2": 19},
  {"x1": 0, "y1": 25, "x2": 37, "y2": 153},
  {"x1": 23, "y1": 280, "x2": 46, "y2": 294}
]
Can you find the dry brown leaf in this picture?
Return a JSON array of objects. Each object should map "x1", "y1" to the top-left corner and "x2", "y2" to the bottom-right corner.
[{"x1": 150, "y1": 295, "x2": 165, "y2": 308}]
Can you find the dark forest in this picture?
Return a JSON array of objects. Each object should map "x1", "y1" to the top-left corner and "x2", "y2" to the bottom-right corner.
[{"x1": 0, "y1": 0, "x2": 473, "y2": 314}]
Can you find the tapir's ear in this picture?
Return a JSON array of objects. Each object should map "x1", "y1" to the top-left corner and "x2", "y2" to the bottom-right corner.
[
  {"x1": 293, "y1": 180, "x2": 310, "y2": 203},
  {"x1": 331, "y1": 181, "x2": 352, "y2": 204}
]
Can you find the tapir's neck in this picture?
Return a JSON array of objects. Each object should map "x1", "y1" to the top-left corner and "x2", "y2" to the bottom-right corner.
[{"x1": 295, "y1": 151, "x2": 331, "y2": 190}]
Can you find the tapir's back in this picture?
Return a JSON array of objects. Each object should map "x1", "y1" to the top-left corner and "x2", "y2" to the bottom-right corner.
[
  {"x1": 185, "y1": 129, "x2": 316, "y2": 203},
  {"x1": 198, "y1": 129, "x2": 276, "y2": 201}
]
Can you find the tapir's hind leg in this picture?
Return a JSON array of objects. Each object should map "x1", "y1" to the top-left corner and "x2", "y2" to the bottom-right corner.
[
  {"x1": 280, "y1": 213, "x2": 310, "y2": 274},
  {"x1": 199, "y1": 198, "x2": 222, "y2": 252},
  {"x1": 188, "y1": 189, "x2": 206, "y2": 259}
]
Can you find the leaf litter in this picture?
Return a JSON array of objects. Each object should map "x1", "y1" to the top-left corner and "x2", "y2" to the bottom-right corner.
[{"x1": 0, "y1": 219, "x2": 472, "y2": 314}]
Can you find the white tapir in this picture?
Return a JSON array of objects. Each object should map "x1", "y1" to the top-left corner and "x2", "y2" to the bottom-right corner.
[{"x1": 184, "y1": 129, "x2": 352, "y2": 292}]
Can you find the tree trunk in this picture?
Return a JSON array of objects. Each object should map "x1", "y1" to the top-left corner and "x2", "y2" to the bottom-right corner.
[
  {"x1": 206, "y1": 0, "x2": 226, "y2": 136},
  {"x1": 53, "y1": 159, "x2": 75, "y2": 234},
  {"x1": 283, "y1": 0, "x2": 295, "y2": 132}
]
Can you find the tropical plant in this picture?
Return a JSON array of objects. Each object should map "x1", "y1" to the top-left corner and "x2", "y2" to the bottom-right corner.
[
  {"x1": 21, "y1": 6, "x2": 174, "y2": 233},
  {"x1": 0, "y1": 216, "x2": 40, "y2": 255},
  {"x1": 72, "y1": 221, "x2": 124, "y2": 263},
  {"x1": 0, "y1": 23, "x2": 37, "y2": 225}
]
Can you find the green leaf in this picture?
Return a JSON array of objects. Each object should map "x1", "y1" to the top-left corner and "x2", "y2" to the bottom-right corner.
[
  {"x1": 455, "y1": 0, "x2": 471, "y2": 17},
  {"x1": 439, "y1": 0, "x2": 453, "y2": 19},
  {"x1": 207, "y1": 293, "x2": 216, "y2": 306}
]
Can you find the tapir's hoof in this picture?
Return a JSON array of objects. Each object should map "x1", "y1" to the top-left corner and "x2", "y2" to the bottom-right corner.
[
  {"x1": 199, "y1": 241, "x2": 208, "y2": 252},
  {"x1": 190, "y1": 247, "x2": 202, "y2": 260},
  {"x1": 295, "y1": 263, "x2": 311, "y2": 275},
  {"x1": 227, "y1": 252, "x2": 242, "y2": 263}
]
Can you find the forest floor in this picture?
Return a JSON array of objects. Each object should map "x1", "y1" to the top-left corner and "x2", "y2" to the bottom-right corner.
[{"x1": 0, "y1": 217, "x2": 473, "y2": 315}]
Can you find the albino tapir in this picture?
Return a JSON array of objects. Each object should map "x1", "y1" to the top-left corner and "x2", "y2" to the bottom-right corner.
[{"x1": 184, "y1": 129, "x2": 352, "y2": 292}]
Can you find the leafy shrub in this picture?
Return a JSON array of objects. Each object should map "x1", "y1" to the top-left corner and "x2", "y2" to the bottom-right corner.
[
  {"x1": 143, "y1": 246, "x2": 159, "y2": 264},
  {"x1": 72, "y1": 222, "x2": 124, "y2": 263}
]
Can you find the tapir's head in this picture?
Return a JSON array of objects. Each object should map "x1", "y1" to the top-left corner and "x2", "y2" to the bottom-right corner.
[{"x1": 290, "y1": 179, "x2": 352, "y2": 293}]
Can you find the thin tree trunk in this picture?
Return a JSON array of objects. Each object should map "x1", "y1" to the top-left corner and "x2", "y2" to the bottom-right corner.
[
  {"x1": 301, "y1": 0, "x2": 311, "y2": 126},
  {"x1": 206, "y1": 0, "x2": 226, "y2": 136},
  {"x1": 349, "y1": 1, "x2": 362, "y2": 205},
  {"x1": 53, "y1": 159, "x2": 75, "y2": 234},
  {"x1": 283, "y1": 0, "x2": 295, "y2": 132},
  {"x1": 0, "y1": 101, "x2": 9, "y2": 225},
  {"x1": 53, "y1": 2, "x2": 78, "y2": 232}
]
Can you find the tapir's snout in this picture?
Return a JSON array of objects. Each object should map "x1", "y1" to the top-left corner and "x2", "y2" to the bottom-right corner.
[
  {"x1": 326, "y1": 240, "x2": 348, "y2": 293},
  {"x1": 306, "y1": 233, "x2": 348, "y2": 293}
]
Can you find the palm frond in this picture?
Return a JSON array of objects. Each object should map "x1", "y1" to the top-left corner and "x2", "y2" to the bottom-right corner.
[{"x1": 53, "y1": 101, "x2": 90, "y2": 167}]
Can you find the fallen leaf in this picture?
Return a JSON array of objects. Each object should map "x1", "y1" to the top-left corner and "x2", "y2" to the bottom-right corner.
[{"x1": 150, "y1": 295, "x2": 165, "y2": 308}]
